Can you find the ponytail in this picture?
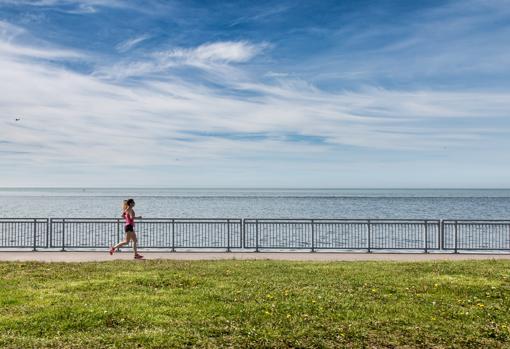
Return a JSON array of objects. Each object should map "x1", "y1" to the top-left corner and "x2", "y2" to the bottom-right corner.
[{"x1": 122, "y1": 200, "x2": 129, "y2": 212}]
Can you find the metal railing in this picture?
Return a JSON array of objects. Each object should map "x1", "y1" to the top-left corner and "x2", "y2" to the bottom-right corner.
[
  {"x1": 442, "y1": 220, "x2": 510, "y2": 252},
  {"x1": 243, "y1": 219, "x2": 441, "y2": 252},
  {"x1": 0, "y1": 218, "x2": 49, "y2": 250},
  {"x1": 48, "y1": 218, "x2": 242, "y2": 251},
  {"x1": 0, "y1": 218, "x2": 509, "y2": 252}
]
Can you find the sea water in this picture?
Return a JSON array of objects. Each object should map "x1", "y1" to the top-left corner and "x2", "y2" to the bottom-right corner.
[{"x1": 1, "y1": 188, "x2": 509, "y2": 219}]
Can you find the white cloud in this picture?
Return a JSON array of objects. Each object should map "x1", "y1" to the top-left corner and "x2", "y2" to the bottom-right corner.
[
  {"x1": 64, "y1": 3, "x2": 97, "y2": 14},
  {"x1": 0, "y1": 20, "x2": 84, "y2": 60},
  {"x1": 0, "y1": 41, "x2": 83, "y2": 60},
  {"x1": 98, "y1": 41, "x2": 268, "y2": 79},
  {"x1": 116, "y1": 34, "x2": 151, "y2": 53},
  {"x1": 1, "y1": 22, "x2": 510, "y2": 186},
  {"x1": 0, "y1": 0, "x2": 132, "y2": 16},
  {"x1": 265, "y1": 71, "x2": 289, "y2": 78},
  {"x1": 293, "y1": 0, "x2": 510, "y2": 91},
  {"x1": 0, "y1": 0, "x2": 124, "y2": 7},
  {"x1": 186, "y1": 41, "x2": 266, "y2": 63},
  {"x1": 0, "y1": 20, "x2": 25, "y2": 40}
]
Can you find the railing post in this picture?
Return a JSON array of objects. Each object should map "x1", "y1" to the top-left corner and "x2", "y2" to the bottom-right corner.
[
  {"x1": 117, "y1": 218, "x2": 121, "y2": 246},
  {"x1": 171, "y1": 219, "x2": 175, "y2": 252},
  {"x1": 49, "y1": 218, "x2": 53, "y2": 248},
  {"x1": 255, "y1": 219, "x2": 259, "y2": 252},
  {"x1": 508, "y1": 222, "x2": 510, "y2": 251},
  {"x1": 33, "y1": 218, "x2": 37, "y2": 251},
  {"x1": 367, "y1": 219, "x2": 372, "y2": 253},
  {"x1": 227, "y1": 219, "x2": 231, "y2": 252},
  {"x1": 454, "y1": 220, "x2": 458, "y2": 254},
  {"x1": 46, "y1": 218, "x2": 49, "y2": 249},
  {"x1": 62, "y1": 219, "x2": 66, "y2": 252},
  {"x1": 424, "y1": 220, "x2": 428, "y2": 253},
  {"x1": 241, "y1": 219, "x2": 245, "y2": 249},
  {"x1": 439, "y1": 220, "x2": 443, "y2": 251},
  {"x1": 311, "y1": 219, "x2": 315, "y2": 252}
]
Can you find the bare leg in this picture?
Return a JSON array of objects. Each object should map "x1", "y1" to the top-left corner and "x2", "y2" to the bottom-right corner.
[
  {"x1": 132, "y1": 233, "x2": 138, "y2": 256},
  {"x1": 113, "y1": 234, "x2": 131, "y2": 250},
  {"x1": 113, "y1": 240, "x2": 129, "y2": 250}
]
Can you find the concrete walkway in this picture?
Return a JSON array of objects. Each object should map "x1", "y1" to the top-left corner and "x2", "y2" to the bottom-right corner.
[{"x1": 1, "y1": 251, "x2": 510, "y2": 262}]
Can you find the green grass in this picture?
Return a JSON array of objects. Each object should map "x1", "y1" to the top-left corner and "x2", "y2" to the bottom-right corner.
[{"x1": 1, "y1": 260, "x2": 510, "y2": 348}]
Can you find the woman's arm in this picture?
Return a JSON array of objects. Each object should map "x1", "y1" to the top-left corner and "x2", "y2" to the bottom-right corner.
[{"x1": 130, "y1": 209, "x2": 142, "y2": 219}]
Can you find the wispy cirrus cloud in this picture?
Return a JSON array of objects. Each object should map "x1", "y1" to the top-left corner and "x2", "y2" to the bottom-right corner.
[
  {"x1": 0, "y1": 20, "x2": 24, "y2": 39},
  {"x1": 2, "y1": 28, "x2": 509, "y2": 172},
  {"x1": 0, "y1": 20, "x2": 84, "y2": 60},
  {"x1": 0, "y1": 40, "x2": 83, "y2": 60},
  {"x1": 296, "y1": 0, "x2": 510, "y2": 90},
  {"x1": 229, "y1": 3, "x2": 294, "y2": 27},
  {"x1": 178, "y1": 41, "x2": 268, "y2": 63},
  {"x1": 1, "y1": 0, "x2": 510, "y2": 187},
  {"x1": 0, "y1": 0, "x2": 125, "y2": 8},
  {"x1": 98, "y1": 41, "x2": 269, "y2": 79},
  {"x1": 116, "y1": 34, "x2": 151, "y2": 53}
]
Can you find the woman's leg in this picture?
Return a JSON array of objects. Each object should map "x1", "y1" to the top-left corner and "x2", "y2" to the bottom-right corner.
[
  {"x1": 131, "y1": 232, "x2": 138, "y2": 256},
  {"x1": 113, "y1": 234, "x2": 131, "y2": 250}
]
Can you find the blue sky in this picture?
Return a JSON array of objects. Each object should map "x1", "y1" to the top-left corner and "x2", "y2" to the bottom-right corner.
[{"x1": 1, "y1": 0, "x2": 510, "y2": 187}]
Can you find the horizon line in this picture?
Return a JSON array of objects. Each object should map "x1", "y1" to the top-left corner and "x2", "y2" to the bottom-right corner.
[{"x1": 1, "y1": 187, "x2": 510, "y2": 190}]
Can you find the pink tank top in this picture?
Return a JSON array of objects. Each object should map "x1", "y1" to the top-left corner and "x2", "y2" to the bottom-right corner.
[{"x1": 123, "y1": 211, "x2": 134, "y2": 226}]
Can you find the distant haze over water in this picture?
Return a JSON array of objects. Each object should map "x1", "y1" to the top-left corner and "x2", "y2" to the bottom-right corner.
[{"x1": 1, "y1": 188, "x2": 509, "y2": 219}]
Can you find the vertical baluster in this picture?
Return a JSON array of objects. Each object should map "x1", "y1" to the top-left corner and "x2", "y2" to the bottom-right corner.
[
  {"x1": 255, "y1": 219, "x2": 259, "y2": 252},
  {"x1": 62, "y1": 219, "x2": 66, "y2": 251},
  {"x1": 367, "y1": 220, "x2": 371, "y2": 253},
  {"x1": 311, "y1": 219, "x2": 315, "y2": 252},
  {"x1": 33, "y1": 219, "x2": 37, "y2": 251},
  {"x1": 224, "y1": 220, "x2": 228, "y2": 250},
  {"x1": 424, "y1": 221, "x2": 428, "y2": 253},
  {"x1": 171, "y1": 219, "x2": 175, "y2": 252},
  {"x1": 454, "y1": 220, "x2": 458, "y2": 253}
]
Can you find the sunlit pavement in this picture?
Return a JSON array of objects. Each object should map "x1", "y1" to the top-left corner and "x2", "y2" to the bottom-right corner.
[{"x1": 1, "y1": 251, "x2": 510, "y2": 262}]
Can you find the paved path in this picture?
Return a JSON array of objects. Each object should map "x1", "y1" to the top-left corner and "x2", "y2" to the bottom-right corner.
[{"x1": 1, "y1": 251, "x2": 510, "y2": 262}]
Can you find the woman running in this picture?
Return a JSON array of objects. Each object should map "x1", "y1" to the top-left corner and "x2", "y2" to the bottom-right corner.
[{"x1": 110, "y1": 198, "x2": 143, "y2": 259}]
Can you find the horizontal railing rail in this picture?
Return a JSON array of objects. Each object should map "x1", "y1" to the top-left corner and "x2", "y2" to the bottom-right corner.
[{"x1": 0, "y1": 218, "x2": 509, "y2": 252}]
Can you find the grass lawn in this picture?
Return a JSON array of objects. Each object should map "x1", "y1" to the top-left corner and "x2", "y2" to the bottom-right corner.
[{"x1": 1, "y1": 259, "x2": 510, "y2": 348}]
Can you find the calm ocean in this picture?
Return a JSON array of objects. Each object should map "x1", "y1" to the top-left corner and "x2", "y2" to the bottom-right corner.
[{"x1": 1, "y1": 188, "x2": 509, "y2": 219}]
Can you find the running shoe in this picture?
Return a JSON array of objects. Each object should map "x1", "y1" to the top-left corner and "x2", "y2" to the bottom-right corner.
[
  {"x1": 134, "y1": 254, "x2": 144, "y2": 259},
  {"x1": 109, "y1": 247, "x2": 116, "y2": 255}
]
